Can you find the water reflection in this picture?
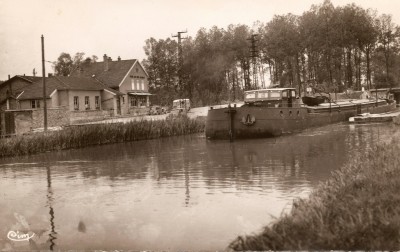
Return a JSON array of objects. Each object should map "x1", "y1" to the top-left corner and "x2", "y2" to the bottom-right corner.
[
  {"x1": 0, "y1": 123, "x2": 397, "y2": 251},
  {"x1": 46, "y1": 166, "x2": 57, "y2": 250}
]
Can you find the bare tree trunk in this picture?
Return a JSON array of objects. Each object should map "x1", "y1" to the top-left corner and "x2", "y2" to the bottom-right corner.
[
  {"x1": 232, "y1": 68, "x2": 236, "y2": 101},
  {"x1": 347, "y1": 48, "x2": 353, "y2": 89},
  {"x1": 296, "y1": 53, "x2": 302, "y2": 97},
  {"x1": 366, "y1": 45, "x2": 371, "y2": 90}
]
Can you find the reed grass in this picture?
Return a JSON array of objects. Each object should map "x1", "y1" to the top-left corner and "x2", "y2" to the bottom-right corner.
[
  {"x1": 0, "y1": 115, "x2": 205, "y2": 158},
  {"x1": 230, "y1": 137, "x2": 400, "y2": 250}
]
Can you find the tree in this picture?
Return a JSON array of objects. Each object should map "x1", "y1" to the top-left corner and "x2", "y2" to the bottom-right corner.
[
  {"x1": 374, "y1": 14, "x2": 400, "y2": 88},
  {"x1": 72, "y1": 52, "x2": 85, "y2": 67},
  {"x1": 54, "y1": 52, "x2": 73, "y2": 76},
  {"x1": 142, "y1": 37, "x2": 179, "y2": 105},
  {"x1": 262, "y1": 14, "x2": 301, "y2": 87},
  {"x1": 54, "y1": 52, "x2": 89, "y2": 76},
  {"x1": 142, "y1": 0, "x2": 400, "y2": 106}
]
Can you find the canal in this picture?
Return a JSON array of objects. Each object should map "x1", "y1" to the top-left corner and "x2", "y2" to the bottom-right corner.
[{"x1": 0, "y1": 123, "x2": 395, "y2": 251}]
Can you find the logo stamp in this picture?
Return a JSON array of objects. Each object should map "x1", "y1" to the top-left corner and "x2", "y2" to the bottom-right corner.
[{"x1": 7, "y1": 231, "x2": 35, "y2": 242}]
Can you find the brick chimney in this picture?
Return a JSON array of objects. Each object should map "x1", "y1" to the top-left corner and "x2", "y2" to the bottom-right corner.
[{"x1": 103, "y1": 54, "x2": 109, "y2": 71}]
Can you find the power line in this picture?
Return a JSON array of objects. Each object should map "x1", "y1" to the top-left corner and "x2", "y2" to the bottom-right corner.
[
  {"x1": 247, "y1": 34, "x2": 259, "y2": 89},
  {"x1": 172, "y1": 30, "x2": 188, "y2": 96}
]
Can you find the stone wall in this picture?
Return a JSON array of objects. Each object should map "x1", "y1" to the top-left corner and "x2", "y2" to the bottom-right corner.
[
  {"x1": 1, "y1": 107, "x2": 115, "y2": 135},
  {"x1": 69, "y1": 109, "x2": 112, "y2": 124},
  {"x1": 31, "y1": 108, "x2": 70, "y2": 129},
  {"x1": 128, "y1": 107, "x2": 149, "y2": 116}
]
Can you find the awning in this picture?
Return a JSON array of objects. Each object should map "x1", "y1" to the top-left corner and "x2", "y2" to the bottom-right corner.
[{"x1": 128, "y1": 92, "x2": 152, "y2": 96}]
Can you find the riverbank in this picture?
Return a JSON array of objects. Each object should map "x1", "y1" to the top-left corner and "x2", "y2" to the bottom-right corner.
[
  {"x1": 230, "y1": 127, "x2": 400, "y2": 250},
  {"x1": 0, "y1": 115, "x2": 205, "y2": 159}
]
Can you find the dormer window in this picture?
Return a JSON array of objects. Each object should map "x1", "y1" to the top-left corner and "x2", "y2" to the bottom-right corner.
[{"x1": 31, "y1": 100, "x2": 40, "y2": 109}]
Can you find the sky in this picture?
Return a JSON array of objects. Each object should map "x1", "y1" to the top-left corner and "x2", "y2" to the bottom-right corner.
[{"x1": 1, "y1": 0, "x2": 400, "y2": 81}]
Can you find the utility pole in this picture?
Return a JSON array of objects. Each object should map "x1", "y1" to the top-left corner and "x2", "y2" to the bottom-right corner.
[
  {"x1": 247, "y1": 34, "x2": 259, "y2": 90},
  {"x1": 172, "y1": 30, "x2": 187, "y2": 96},
  {"x1": 41, "y1": 35, "x2": 47, "y2": 132}
]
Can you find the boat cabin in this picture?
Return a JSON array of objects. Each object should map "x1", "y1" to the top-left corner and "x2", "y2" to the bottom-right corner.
[{"x1": 244, "y1": 88, "x2": 297, "y2": 107}]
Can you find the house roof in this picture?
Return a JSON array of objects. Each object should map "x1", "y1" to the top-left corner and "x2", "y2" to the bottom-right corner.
[
  {"x1": 70, "y1": 59, "x2": 146, "y2": 89},
  {"x1": 0, "y1": 75, "x2": 42, "y2": 89},
  {"x1": 54, "y1": 76, "x2": 107, "y2": 91},
  {"x1": 17, "y1": 76, "x2": 121, "y2": 100}
]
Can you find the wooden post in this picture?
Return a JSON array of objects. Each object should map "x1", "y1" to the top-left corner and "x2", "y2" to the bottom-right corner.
[{"x1": 41, "y1": 35, "x2": 47, "y2": 131}]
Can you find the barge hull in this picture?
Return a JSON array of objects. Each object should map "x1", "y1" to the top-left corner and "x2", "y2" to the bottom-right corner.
[{"x1": 205, "y1": 102, "x2": 396, "y2": 140}]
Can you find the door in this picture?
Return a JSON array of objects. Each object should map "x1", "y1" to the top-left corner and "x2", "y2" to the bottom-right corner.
[
  {"x1": 4, "y1": 111, "x2": 15, "y2": 135},
  {"x1": 287, "y1": 91, "x2": 293, "y2": 108},
  {"x1": 116, "y1": 97, "x2": 121, "y2": 115}
]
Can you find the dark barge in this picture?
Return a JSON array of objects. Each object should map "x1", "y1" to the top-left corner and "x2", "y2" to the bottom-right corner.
[{"x1": 205, "y1": 88, "x2": 396, "y2": 140}]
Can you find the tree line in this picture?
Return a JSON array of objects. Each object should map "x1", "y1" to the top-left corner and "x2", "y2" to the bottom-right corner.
[
  {"x1": 142, "y1": 0, "x2": 400, "y2": 106},
  {"x1": 52, "y1": 0, "x2": 400, "y2": 107}
]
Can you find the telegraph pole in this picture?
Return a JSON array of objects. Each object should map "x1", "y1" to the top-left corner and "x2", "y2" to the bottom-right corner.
[
  {"x1": 247, "y1": 34, "x2": 259, "y2": 89},
  {"x1": 41, "y1": 35, "x2": 47, "y2": 131},
  {"x1": 172, "y1": 30, "x2": 187, "y2": 96}
]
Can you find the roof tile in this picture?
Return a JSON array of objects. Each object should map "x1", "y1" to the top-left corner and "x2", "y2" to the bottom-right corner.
[
  {"x1": 70, "y1": 59, "x2": 137, "y2": 88},
  {"x1": 17, "y1": 76, "x2": 113, "y2": 100}
]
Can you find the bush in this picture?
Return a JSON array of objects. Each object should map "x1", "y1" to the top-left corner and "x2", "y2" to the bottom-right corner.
[
  {"x1": 230, "y1": 137, "x2": 400, "y2": 250},
  {"x1": 0, "y1": 115, "x2": 205, "y2": 158}
]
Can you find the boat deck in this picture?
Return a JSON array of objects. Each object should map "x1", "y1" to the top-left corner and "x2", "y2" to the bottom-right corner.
[{"x1": 306, "y1": 99, "x2": 388, "y2": 113}]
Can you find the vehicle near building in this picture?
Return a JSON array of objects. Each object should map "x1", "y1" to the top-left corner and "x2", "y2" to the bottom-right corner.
[
  {"x1": 171, "y1": 99, "x2": 190, "y2": 114},
  {"x1": 148, "y1": 105, "x2": 167, "y2": 115}
]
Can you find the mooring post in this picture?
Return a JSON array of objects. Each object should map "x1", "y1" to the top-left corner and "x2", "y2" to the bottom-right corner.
[{"x1": 225, "y1": 104, "x2": 236, "y2": 142}]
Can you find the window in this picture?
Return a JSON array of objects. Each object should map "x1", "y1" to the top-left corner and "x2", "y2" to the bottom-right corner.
[
  {"x1": 141, "y1": 80, "x2": 144, "y2": 90},
  {"x1": 138, "y1": 96, "x2": 146, "y2": 106},
  {"x1": 130, "y1": 96, "x2": 137, "y2": 107},
  {"x1": 31, "y1": 100, "x2": 40, "y2": 109},
  {"x1": 130, "y1": 96, "x2": 147, "y2": 107},
  {"x1": 131, "y1": 78, "x2": 135, "y2": 90},
  {"x1": 85, "y1": 96, "x2": 90, "y2": 110},
  {"x1": 74, "y1": 96, "x2": 79, "y2": 110},
  {"x1": 258, "y1": 91, "x2": 267, "y2": 98},
  {"x1": 245, "y1": 92, "x2": 255, "y2": 99},
  {"x1": 270, "y1": 91, "x2": 281, "y2": 98},
  {"x1": 95, "y1": 96, "x2": 100, "y2": 109}
]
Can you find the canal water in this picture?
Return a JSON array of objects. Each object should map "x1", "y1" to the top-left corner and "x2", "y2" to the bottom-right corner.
[{"x1": 0, "y1": 123, "x2": 396, "y2": 251}]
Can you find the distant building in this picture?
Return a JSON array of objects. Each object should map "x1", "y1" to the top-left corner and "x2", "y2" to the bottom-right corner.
[
  {"x1": 70, "y1": 54, "x2": 151, "y2": 116},
  {"x1": 16, "y1": 76, "x2": 123, "y2": 112},
  {"x1": 0, "y1": 54, "x2": 151, "y2": 136},
  {"x1": 0, "y1": 75, "x2": 42, "y2": 111},
  {"x1": 1, "y1": 76, "x2": 123, "y2": 135}
]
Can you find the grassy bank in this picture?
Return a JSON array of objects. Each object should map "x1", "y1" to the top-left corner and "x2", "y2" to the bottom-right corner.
[
  {"x1": 230, "y1": 137, "x2": 400, "y2": 250},
  {"x1": 0, "y1": 115, "x2": 205, "y2": 159}
]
